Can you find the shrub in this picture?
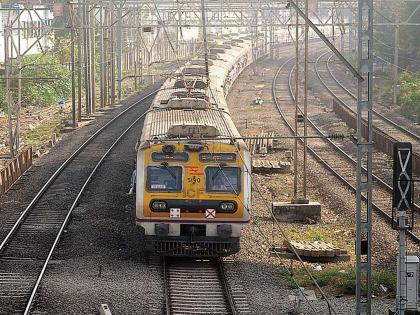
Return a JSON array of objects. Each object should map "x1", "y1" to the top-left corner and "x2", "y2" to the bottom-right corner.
[
  {"x1": 21, "y1": 54, "x2": 71, "y2": 107},
  {"x1": 399, "y1": 72, "x2": 420, "y2": 122}
]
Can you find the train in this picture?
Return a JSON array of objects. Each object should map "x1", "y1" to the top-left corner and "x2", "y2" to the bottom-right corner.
[{"x1": 135, "y1": 35, "x2": 263, "y2": 256}]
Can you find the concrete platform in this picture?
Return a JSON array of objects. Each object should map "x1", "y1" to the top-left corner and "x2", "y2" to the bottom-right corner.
[{"x1": 272, "y1": 201, "x2": 321, "y2": 223}]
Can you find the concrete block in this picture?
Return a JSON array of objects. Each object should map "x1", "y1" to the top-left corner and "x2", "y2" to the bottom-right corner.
[
  {"x1": 272, "y1": 201, "x2": 321, "y2": 223},
  {"x1": 99, "y1": 304, "x2": 112, "y2": 315}
]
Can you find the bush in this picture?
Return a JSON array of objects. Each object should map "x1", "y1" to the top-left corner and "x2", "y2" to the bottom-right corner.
[
  {"x1": 21, "y1": 54, "x2": 71, "y2": 107},
  {"x1": 399, "y1": 72, "x2": 420, "y2": 122}
]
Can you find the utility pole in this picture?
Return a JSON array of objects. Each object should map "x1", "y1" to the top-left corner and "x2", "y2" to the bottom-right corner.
[
  {"x1": 356, "y1": 0, "x2": 374, "y2": 309},
  {"x1": 82, "y1": 0, "x2": 91, "y2": 115},
  {"x1": 201, "y1": 0, "x2": 210, "y2": 86},
  {"x1": 77, "y1": 0, "x2": 82, "y2": 121},
  {"x1": 4, "y1": 17, "x2": 14, "y2": 158},
  {"x1": 90, "y1": 5, "x2": 96, "y2": 113},
  {"x1": 70, "y1": 1, "x2": 76, "y2": 128},
  {"x1": 293, "y1": 0, "x2": 299, "y2": 200},
  {"x1": 16, "y1": 12, "x2": 22, "y2": 154},
  {"x1": 303, "y1": 0, "x2": 308, "y2": 199},
  {"x1": 110, "y1": 5, "x2": 116, "y2": 105},
  {"x1": 100, "y1": 2, "x2": 105, "y2": 108},
  {"x1": 117, "y1": 0, "x2": 123, "y2": 102},
  {"x1": 393, "y1": 15, "x2": 399, "y2": 105}
]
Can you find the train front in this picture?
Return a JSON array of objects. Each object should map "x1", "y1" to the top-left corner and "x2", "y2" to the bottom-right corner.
[{"x1": 136, "y1": 133, "x2": 251, "y2": 257}]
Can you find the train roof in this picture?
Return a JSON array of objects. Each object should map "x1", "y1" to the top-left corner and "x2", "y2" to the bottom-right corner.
[{"x1": 139, "y1": 36, "x2": 251, "y2": 148}]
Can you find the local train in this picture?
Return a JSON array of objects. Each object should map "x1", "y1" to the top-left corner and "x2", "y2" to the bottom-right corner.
[{"x1": 136, "y1": 35, "x2": 263, "y2": 256}]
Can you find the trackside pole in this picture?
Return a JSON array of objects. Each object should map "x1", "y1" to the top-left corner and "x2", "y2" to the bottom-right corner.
[{"x1": 392, "y1": 142, "x2": 414, "y2": 315}]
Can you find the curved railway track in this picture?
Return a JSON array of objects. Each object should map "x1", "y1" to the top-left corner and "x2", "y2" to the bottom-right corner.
[
  {"x1": 314, "y1": 51, "x2": 420, "y2": 175},
  {"x1": 0, "y1": 90, "x2": 158, "y2": 314},
  {"x1": 313, "y1": 51, "x2": 420, "y2": 211},
  {"x1": 163, "y1": 257, "x2": 249, "y2": 315},
  {"x1": 324, "y1": 52, "x2": 420, "y2": 143},
  {"x1": 272, "y1": 56, "x2": 420, "y2": 244}
]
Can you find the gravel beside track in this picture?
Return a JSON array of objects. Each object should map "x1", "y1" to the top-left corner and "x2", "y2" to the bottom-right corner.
[
  {"x1": 30, "y1": 93, "x2": 157, "y2": 314},
  {"x1": 0, "y1": 83, "x2": 161, "y2": 314},
  {"x1": 0, "y1": 83, "x2": 162, "y2": 240},
  {"x1": 225, "y1": 53, "x2": 397, "y2": 314},
  {"x1": 3, "y1": 47, "x2": 409, "y2": 314}
]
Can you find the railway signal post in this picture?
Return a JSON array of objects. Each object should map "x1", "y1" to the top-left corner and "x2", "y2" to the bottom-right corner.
[{"x1": 392, "y1": 142, "x2": 414, "y2": 315}]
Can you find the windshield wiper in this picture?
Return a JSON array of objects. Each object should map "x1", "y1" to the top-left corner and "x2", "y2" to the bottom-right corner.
[
  {"x1": 220, "y1": 168, "x2": 239, "y2": 195},
  {"x1": 159, "y1": 162, "x2": 177, "y2": 179},
  {"x1": 212, "y1": 163, "x2": 227, "y2": 180}
]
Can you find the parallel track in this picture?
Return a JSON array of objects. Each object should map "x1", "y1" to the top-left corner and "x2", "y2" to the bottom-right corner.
[
  {"x1": 314, "y1": 51, "x2": 420, "y2": 213},
  {"x1": 324, "y1": 52, "x2": 420, "y2": 143},
  {"x1": 163, "y1": 257, "x2": 248, "y2": 315},
  {"x1": 0, "y1": 90, "x2": 158, "y2": 314},
  {"x1": 315, "y1": 51, "x2": 420, "y2": 176},
  {"x1": 272, "y1": 57, "x2": 420, "y2": 243}
]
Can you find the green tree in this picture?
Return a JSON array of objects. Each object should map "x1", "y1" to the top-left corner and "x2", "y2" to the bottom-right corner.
[
  {"x1": 21, "y1": 54, "x2": 71, "y2": 107},
  {"x1": 399, "y1": 72, "x2": 420, "y2": 121}
]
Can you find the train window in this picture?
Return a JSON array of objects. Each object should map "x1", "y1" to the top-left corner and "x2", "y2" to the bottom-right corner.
[
  {"x1": 205, "y1": 167, "x2": 241, "y2": 194},
  {"x1": 151, "y1": 152, "x2": 189, "y2": 162},
  {"x1": 200, "y1": 153, "x2": 236, "y2": 163},
  {"x1": 147, "y1": 166, "x2": 182, "y2": 192}
]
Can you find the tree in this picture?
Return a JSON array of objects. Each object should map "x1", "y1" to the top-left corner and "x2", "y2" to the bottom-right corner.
[
  {"x1": 21, "y1": 54, "x2": 71, "y2": 107},
  {"x1": 399, "y1": 72, "x2": 420, "y2": 121}
]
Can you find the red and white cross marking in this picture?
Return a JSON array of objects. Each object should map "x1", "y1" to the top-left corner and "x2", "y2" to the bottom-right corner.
[{"x1": 205, "y1": 209, "x2": 216, "y2": 219}]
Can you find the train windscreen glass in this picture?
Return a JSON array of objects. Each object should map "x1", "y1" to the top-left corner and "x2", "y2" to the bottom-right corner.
[
  {"x1": 205, "y1": 167, "x2": 241, "y2": 193},
  {"x1": 147, "y1": 166, "x2": 182, "y2": 192}
]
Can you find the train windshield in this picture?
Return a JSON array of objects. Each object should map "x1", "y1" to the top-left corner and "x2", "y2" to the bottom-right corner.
[
  {"x1": 147, "y1": 166, "x2": 182, "y2": 192},
  {"x1": 205, "y1": 167, "x2": 241, "y2": 194}
]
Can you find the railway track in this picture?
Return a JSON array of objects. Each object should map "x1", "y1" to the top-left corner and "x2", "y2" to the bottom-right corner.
[
  {"x1": 314, "y1": 51, "x2": 420, "y2": 174},
  {"x1": 272, "y1": 56, "x2": 420, "y2": 244},
  {"x1": 313, "y1": 51, "x2": 420, "y2": 209},
  {"x1": 163, "y1": 257, "x2": 249, "y2": 315},
  {"x1": 0, "y1": 89, "x2": 158, "y2": 314},
  {"x1": 325, "y1": 52, "x2": 420, "y2": 142}
]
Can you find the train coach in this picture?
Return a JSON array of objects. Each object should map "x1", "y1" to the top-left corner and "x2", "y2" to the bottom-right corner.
[{"x1": 135, "y1": 36, "x2": 262, "y2": 256}]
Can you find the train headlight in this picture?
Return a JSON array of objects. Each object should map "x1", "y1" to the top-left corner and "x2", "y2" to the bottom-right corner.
[
  {"x1": 151, "y1": 201, "x2": 167, "y2": 211},
  {"x1": 220, "y1": 202, "x2": 235, "y2": 212},
  {"x1": 162, "y1": 144, "x2": 175, "y2": 155}
]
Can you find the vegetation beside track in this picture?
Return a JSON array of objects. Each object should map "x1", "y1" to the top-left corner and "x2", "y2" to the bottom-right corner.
[
  {"x1": 0, "y1": 53, "x2": 71, "y2": 112},
  {"x1": 23, "y1": 110, "x2": 70, "y2": 148},
  {"x1": 280, "y1": 266, "x2": 396, "y2": 296},
  {"x1": 398, "y1": 72, "x2": 420, "y2": 122}
]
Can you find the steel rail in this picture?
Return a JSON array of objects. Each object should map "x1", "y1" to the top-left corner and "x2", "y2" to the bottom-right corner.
[
  {"x1": 217, "y1": 258, "x2": 238, "y2": 315},
  {"x1": 314, "y1": 52, "x2": 420, "y2": 213},
  {"x1": 23, "y1": 109, "x2": 151, "y2": 314},
  {"x1": 163, "y1": 258, "x2": 238, "y2": 315},
  {"x1": 163, "y1": 256, "x2": 171, "y2": 315},
  {"x1": 272, "y1": 56, "x2": 420, "y2": 244},
  {"x1": 0, "y1": 89, "x2": 159, "y2": 253},
  {"x1": 325, "y1": 52, "x2": 420, "y2": 143}
]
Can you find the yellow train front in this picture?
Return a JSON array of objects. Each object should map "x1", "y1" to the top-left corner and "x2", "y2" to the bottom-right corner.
[
  {"x1": 135, "y1": 35, "x2": 253, "y2": 256},
  {"x1": 136, "y1": 135, "x2": 251, "y2": 256}
]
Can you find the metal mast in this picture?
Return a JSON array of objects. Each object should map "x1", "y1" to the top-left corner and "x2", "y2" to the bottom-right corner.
[
  {"x1": 201, "y1": 0, "x2": 210, "y2": 85},
  {"x1": 356, "y1": 0, "x2": 374, "y2": 310}
]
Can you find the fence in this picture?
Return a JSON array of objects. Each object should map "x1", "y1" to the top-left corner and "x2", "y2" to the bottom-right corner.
[{"x1": 0, "y1": 147, "x2": 33, "y2": 196}]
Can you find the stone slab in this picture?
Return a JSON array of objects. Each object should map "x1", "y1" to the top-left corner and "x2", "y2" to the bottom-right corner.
[{"x1": 272, "y1": 201, "x2": 321, "y2": 223}]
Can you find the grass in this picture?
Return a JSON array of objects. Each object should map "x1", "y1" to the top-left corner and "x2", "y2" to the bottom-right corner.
[
  {"x1": 283, "y1": 225, "x2": 354, "y2": 258},
  {"x1": 23, "y1": 110, "x2": 69, "y2": 149},
  {"x1": 280, "y1": 265, "x2": 396, "y2": 296}
]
